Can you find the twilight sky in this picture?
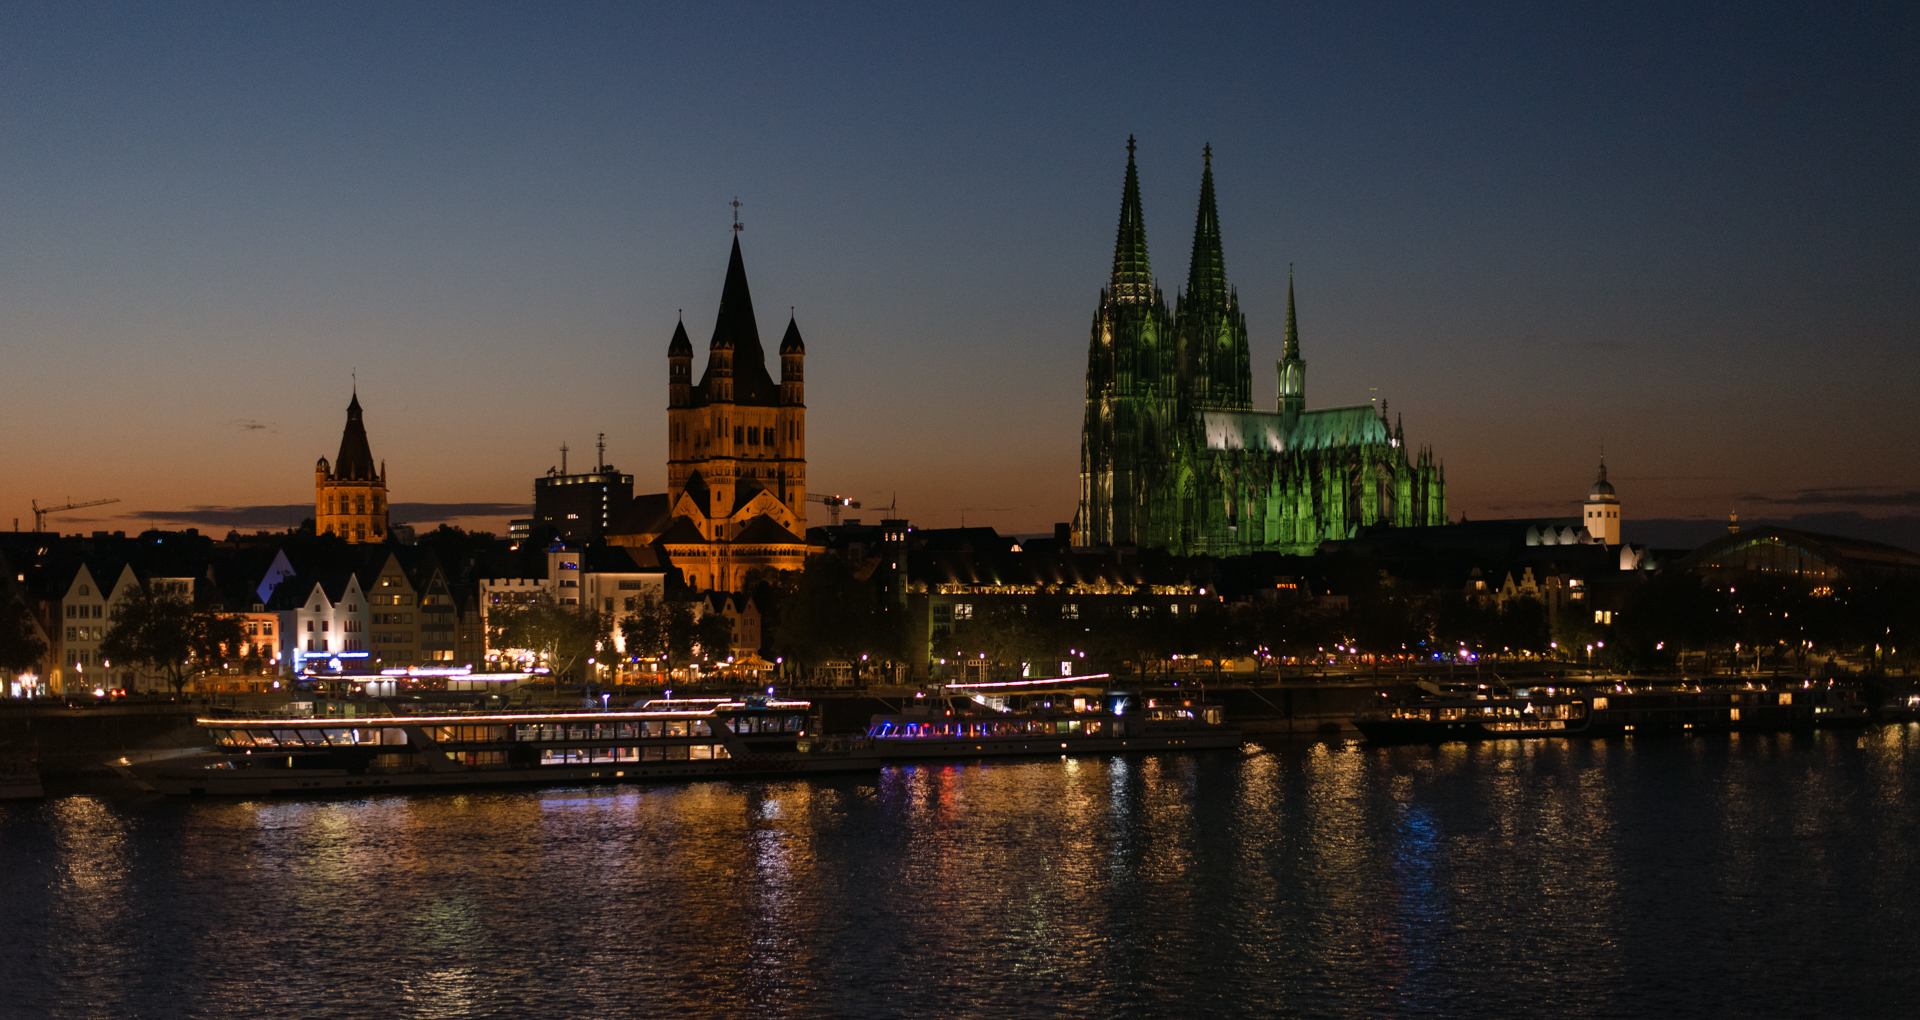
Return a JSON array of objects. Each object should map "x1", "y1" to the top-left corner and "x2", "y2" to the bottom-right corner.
[{"x1": 3, "y1": 2, "x2": 1917, "y2": 544}]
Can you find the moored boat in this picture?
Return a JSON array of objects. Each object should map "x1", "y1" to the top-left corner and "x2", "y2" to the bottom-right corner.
[
  {"x1": 865, "y1": 684, "x2": 1242, "y2": 760},
  {"x1": 111, "y1": 696, "x2": 877, "y2": 796},
  {"x1": 1354, "y1": 681, "x2": 1869, "y2": 745}
]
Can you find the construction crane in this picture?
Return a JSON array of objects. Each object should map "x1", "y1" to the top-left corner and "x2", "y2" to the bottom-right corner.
[
  {"x1": 805, "y1": 493, "x2": 860, "y2": 526},
  {"x1": 31, "y1": 497, "x2": 120, "y2": 533}
]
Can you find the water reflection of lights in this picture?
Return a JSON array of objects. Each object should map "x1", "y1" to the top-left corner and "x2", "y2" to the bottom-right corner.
[
  {"x1": 17, "y1": 735, "x2": 1910, "y2": 1016},
  {"x1": 49, "y1": 797, "x2": 133, "y2": 1008}
]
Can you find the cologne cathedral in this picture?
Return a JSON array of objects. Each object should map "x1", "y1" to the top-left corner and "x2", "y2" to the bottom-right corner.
[{"x1": 1078, "y1": 140, "x2": 1447, "y2": 555}]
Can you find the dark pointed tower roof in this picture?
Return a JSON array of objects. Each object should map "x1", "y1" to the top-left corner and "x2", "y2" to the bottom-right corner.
[
  {"x1": 779, "y1": 314, "x2": 805, "y2": 354},
  {"x1": 333, "y1": 391, "x2": 378, "y2": 481},
  {"x1": 700, "y1": 236, "x2": 779, "y2": 403},
  {"x1": 1283, "y1": 266, "x2": 1300, "y2": 361},
  {"x1": 1185, "y1": 144, "x2": 1227, "y2": 308},
  {"x1": 668, "y1": 317, "x2": 692, "y2": 357},
  {"x1": 1110, "y1": 135, "x2": 1153, "y2": 304},
  {"x1": 712, "y1": 236, "x2": 758, "y2": 355}
]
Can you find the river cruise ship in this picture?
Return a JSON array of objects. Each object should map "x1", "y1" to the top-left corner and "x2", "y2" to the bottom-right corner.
[
  {"x1": 1353, "y1": 682, "x2": 1868, "y2": 745},
  {"x1": 112, "y1": 697, "x2": 877, "y2": 796},
  {"x1": 865, "y1": 684, "x2": 1242, "y2": 760}
]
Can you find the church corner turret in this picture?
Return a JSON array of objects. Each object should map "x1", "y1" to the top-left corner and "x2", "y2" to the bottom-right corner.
[{"x1": 668, "y1": 315, "x2": 693, "y2": 410}]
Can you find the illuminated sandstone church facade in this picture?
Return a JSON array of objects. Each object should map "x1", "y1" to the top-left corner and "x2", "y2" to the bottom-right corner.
[
  {"x1": 658, "y1": 236, "x2": 811, "y2": 591},
  {"x1": 315, "y1": 391, "x2": 389, "y2": 543},
  {"x1": 1079, "y1": 139, "x2": 1447, "y2": 555}
]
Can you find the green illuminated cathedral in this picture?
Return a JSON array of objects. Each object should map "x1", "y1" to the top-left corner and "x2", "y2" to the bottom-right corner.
[{"x1": 1078, "y1": 139, "x2": 1447, "y2": 555}]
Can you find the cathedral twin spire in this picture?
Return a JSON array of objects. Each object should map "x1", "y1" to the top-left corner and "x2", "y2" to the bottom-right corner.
[
  {"x1": 1110, "y1": 136, "x2": 1154, "y2": 304},
  {"x1": 1184, "y1": 144, "x2": 1228, "y2": 312},
  {"x1": 1100, "y1": 137, "x2": 1282, "y2": 414},
  {"x1": 1107, "y1": 137, "x2": 1230, "y2": 311}
]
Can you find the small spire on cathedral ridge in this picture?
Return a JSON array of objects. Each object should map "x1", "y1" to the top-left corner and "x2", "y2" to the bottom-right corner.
[{"x1": 1284, "y1": 266, "x2": 1299, "y2": 360}]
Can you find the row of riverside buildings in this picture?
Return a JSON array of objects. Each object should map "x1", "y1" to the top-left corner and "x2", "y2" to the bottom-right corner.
[
  {"x1": 0, "y1": 230, "x2": 818, "y2": 696},
  {"x1": 7, "y1": 461, "x2": 1911, "y2": 694},
  {"x1": 0, "y1": 525, "x2": 768, "y2": 696},
  {"x1": 10, "y1": 140, "x2": 1917, "y2": 694}
]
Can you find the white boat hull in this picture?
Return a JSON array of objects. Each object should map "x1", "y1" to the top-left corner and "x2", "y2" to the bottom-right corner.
[{"x1": 112, "y1": 751, "x2": 877, "y2": 797}]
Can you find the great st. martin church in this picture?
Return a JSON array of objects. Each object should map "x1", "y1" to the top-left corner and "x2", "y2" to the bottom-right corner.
[{"x1": 1078, "y1": 140, "x2": 1447, "y2": 555}]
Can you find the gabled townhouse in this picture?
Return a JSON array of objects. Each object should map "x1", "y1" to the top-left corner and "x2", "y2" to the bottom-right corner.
[
  {"x1": 271, "y1": 570, "x2": 372, "y2": 673},
  {"x1": 201, "y1": 558, "x2": 284, "y2": 688},
  {"x1": 54, "y1": 564, "x2": 112, "y2": 692},
  {"x1": 701, "y1": 592, "x2": 762, "y2": 657},
  {"x1": 362, "y1": 548, "x2": 459, "y2": 665},
  {"x1": 52, "y1": 562, "x2": 199, "y2": 693}
]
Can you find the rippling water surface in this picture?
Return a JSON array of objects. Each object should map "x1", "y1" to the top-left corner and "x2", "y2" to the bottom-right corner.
[{"x1": 6, "y1": 728, "x2": 1920, "y2": 1018}]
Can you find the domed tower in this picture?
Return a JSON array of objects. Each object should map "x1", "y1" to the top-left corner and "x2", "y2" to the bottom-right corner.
[
  {"x1": 1584, "y1": 459, "x2": 1621, "y2": 546},
  {"x1": 314, "y1": 391, "x2": 389, "y2": 543}
]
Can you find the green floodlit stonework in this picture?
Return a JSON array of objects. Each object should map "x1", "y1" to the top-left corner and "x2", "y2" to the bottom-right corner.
[{"x1": 1078, "y1": 138, "x2": 1447, "y2": 555}]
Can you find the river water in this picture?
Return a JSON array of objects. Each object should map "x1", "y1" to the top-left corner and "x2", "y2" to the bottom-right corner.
[{"x1": 5, "y1": 728, "x2": 1919, "y2": 1019}]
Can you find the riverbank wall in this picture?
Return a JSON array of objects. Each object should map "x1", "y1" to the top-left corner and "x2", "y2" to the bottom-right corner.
[{"x1": 0, "y1": 695, "x2": 291, "y2": 778}]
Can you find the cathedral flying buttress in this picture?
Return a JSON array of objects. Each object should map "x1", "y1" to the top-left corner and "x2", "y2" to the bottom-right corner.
[{"x1": 1077, "y1": 139, "x2": 1447, "y2": 555}]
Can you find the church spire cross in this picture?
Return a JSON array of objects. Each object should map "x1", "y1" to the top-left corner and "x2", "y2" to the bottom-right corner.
[{"x1": 731, "y1": 198, "x2": 743, "y2": 234}]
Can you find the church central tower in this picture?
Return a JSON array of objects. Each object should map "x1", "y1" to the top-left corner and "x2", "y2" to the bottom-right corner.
[{"x1": 663, "y1": 235, "x2": 810, "y2": 591}]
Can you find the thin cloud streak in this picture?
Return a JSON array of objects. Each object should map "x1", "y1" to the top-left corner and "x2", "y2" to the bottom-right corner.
[
  {"x1": 1742, "y1": 487, "x2": 1920, "y2": 508},
  {"x1": 121, "y1": 503, "x2": 530, "y2": 527}
]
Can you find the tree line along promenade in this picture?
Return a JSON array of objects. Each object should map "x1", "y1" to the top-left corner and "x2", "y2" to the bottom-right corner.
[{"x1": 1, "y1": 511, "x2": 1916, "y2": 707}]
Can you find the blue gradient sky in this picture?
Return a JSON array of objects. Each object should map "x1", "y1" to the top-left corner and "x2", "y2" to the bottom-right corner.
[{"x1": 3, "y1": 2, "x2": 1916, "y2": 540}]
